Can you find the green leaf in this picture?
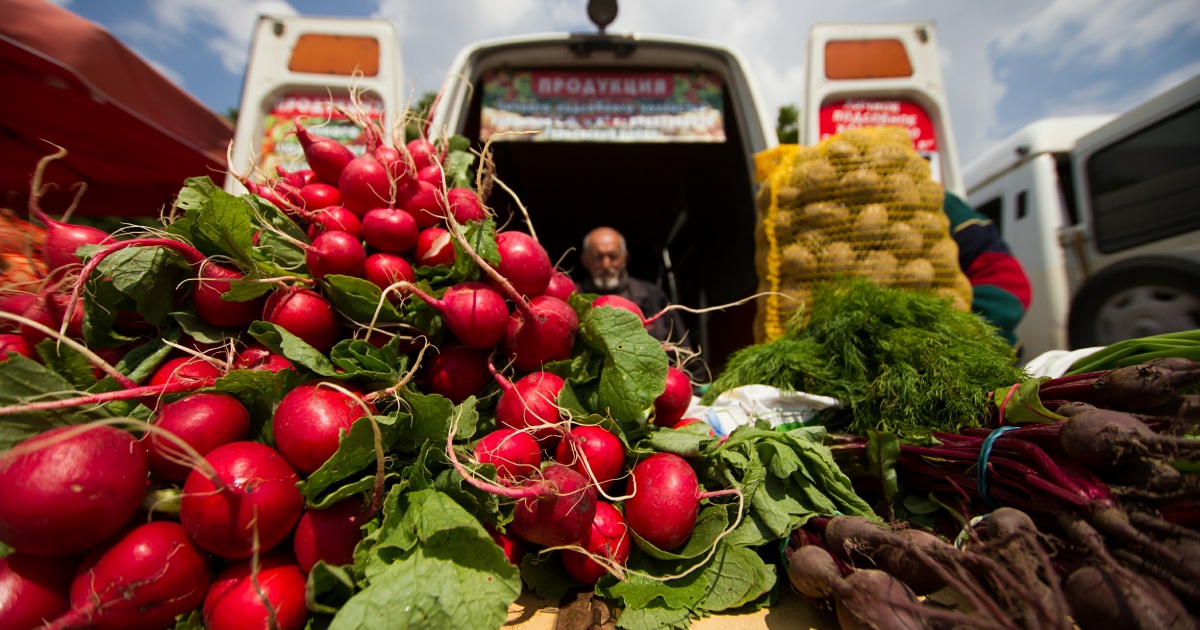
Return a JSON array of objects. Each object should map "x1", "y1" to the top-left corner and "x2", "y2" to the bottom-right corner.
[
  {"x1": 96, "y1": 245, "x2": 190, "y2": 325},
  {"x1": 395, "y1": 391, "x2": 478, "y2": 441},
  {"x1": 304, "y1": 415, "x2": 400, "y2": 504},
  {"x1": 444, "y1": 151, "x2": 477, "y2": 190},
  {"x1": 615, "y1": 603, "x2": 695, "y2": 630},
  {"x1": 630, "y1": 504, "x2": 728, "y2": 560},
  {"x1": 520, "y1": 552, "x2": 583, "y2": 599},
  {"x1": 598, "y1": 557, "x2": 709, "y2": 610},
  {"x1": 646, "y1": 424, "x2": 714, "y2": 457},
  {"x1": 322, "y1": 275, "x2": 405, "y2": 324},
  {"x1": 306, "y1": 561, "x2": 358, "y2": 615},
  {"x1": 171, "y1": 611, "x2": 206, "y2": 630},
  {"x1": 330, "y1": 338, "x2": 404, "y2": 382},
  {"x1": 993, "y1": 378, "x2": 1065, "y2": 425},
  {"x1": 697, "y1": 542, "x2": 772, "y2": 612},
  {"x1": 35, "y1": 340, "x2": 98, "y2": 390},
  {"x1": 0, "y1": 356, "x2": 85, "y2": 452},
  {"x1": 248, "y1": 321, "x2": 338, "y2": 375},
  {"x1": 214, "y1": 368, "x2": 301, "y2": 437},
  {"x1": 192, "y1": 189, "x2": 258, "y2": 263},
  {"x1": 866, "y1": 430, "x2": 902, "y2": 511},
  {"x1": 579, "y1": 307, "x2": 668, "y2": 423},
  {"x1": 169, "y1": 311, "x2": 231, "y2": 345},
  {"x1": 82, "y1": 276, "x2": 139, "y2": 347}
]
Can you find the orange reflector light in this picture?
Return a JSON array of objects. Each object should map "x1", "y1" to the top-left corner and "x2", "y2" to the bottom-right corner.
[
  {"x1": 288, "y1": 34, "x2": 380, "y2": 76},
  {"x1": 824, "y1": 39, "x2": 913, "y2": 80}
]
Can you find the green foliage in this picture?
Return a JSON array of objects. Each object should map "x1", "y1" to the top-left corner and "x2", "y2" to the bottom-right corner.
[{"x1": 776, "y1": 103, "x2": 799, "y2": 144}]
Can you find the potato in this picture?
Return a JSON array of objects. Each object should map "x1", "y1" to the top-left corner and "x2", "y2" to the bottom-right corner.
[
  {"x1": 896, "y1": 259, "x2": 936, "y2": 290},
  {"x1": 780, "y1": 242, "x2": 819, "y2": 278},
  {"x1": 852, "y1": 203, "x2": 889, "y2": 245},
  {"x1": 802, "y1": 201, "x2": 849, "y2": 231},
  {"x1": 755, "y1": 183, "x2": 772, "y2": 213},
  {"x1": 823, "y1": 139, "x2": 861, "y2": 164},
  {"x1": 776, "y1": 185, "x2": 803, "y2": 208},
  {"x1": 926, "y1": 237, "x2": 960, "y2": 275},
  {"x1": 884, "y1": 221, "x2": 924, "y2": 257},
  {"x1": 838, "y1": 168, "x2": 883, "y2": 205},
  {"x1": 910, "y1": 210, "x2": 950, "y2": 239},
  {"x1": 821, "y1": 241, "x2": 857, "y2": 275},
  {"x1": 864, "y1": 143, "x2": 912, "y2": 171},
  {"x1": 918, "y1": 179, "x2": 944, "y2": 207},
  {"x1": 860, "y1": 250, "x2": 899, "y2": 286},
  {"x1": 790, "y1": 159, "x2": 838, "y2": 191}
]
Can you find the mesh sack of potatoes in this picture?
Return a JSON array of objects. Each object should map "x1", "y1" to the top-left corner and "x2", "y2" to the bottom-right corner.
[{"x1": 752, "y1": 126, "x2": 973, "y2": 343}]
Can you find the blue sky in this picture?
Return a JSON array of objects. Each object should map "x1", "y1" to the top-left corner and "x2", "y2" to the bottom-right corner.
[{"x1": 51, "y1": 0, "x2": 1200, "y2": 165}]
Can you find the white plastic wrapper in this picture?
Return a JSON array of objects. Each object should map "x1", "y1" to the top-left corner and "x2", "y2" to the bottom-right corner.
[
  {"x1": 1020, "y1": 347, "x2": 1104, "y2": 379},
  {"x1": 685, "y1": 385, "x2": 843, "y2": 437}
]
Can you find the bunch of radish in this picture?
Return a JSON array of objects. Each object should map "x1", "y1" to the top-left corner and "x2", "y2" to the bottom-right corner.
[{"x1": 0, "y1": 108, "x2": 741, "y2": 630}]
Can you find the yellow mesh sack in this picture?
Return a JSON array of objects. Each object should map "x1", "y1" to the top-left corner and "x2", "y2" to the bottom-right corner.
[{"x1": 754, "y1": 127, "x2": 972, "y2": 343}]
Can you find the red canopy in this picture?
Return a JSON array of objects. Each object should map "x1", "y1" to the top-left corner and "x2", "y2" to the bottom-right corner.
[{"x1": 0, "y1": 0, "x2": 234, "y2": 218}]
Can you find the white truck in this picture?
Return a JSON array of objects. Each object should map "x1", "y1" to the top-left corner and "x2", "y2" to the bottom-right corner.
[{"x1": 964, "y1": 75, "x2": 1200, "y2": 358}]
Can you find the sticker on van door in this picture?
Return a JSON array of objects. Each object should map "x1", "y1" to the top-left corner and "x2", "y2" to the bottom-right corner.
[
  {"x1": 255, "y1": 92, "x2": 384, "y2": 176},
  {"x1": 818, "y1": 98, "x2": 942, "y2": 183}
]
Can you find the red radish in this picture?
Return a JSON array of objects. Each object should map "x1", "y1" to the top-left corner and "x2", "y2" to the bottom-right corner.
[
  {"x1": 338, "y1": 152, "x2": 392, "y2": 217},
  {"x1": 509, "y1": 465, "x2": 597, "y2": 547},
  {"x1": 624, "y1": 453, "x2": 737, "y2": 551},
  {"x1": 406, "y1": 281, "x2": 508, "y2": 349},
  {"x1": 543, "y1": 270, "x2": 577, "y2": 303},
  {"x1": 405, "y1": 180, "x2": 445, "y2": 229},
  {"x1": 52, "y1": 522, "x2": 210, "y2": 630},
  {"x1": 671, "y1": 417, "x2": 715, "y2": 436},
  {"x1": 486, "y1": 525, "x2": 524, "y2": 565},
  {"x1": 561, "y1": 501, "x2": 631, "y2": 585},
  {"x1": 414, "y1": 227, "x2": 455, "y2": 267},
  {"x1": 147, "y1": 355, "x2": 222, "y2": 391},
  {"x1": 263, "y1": 287, "x2": 340, "y2": 353},
  {"x1": 492, "y1": 231, "x2": 552, "y2": 298},
  {"x1": 272, "y1": 380, "x2": 371, "y2": 474},
  {"x1": 407, "y1": 138, "x2": 440, "y2": 171},
  {"x1": 145, "y1": 392, "x2": 251, "y2": 483},
  {"x1": 361, "y1": 207, "x2": 419, "y2": 254},
  {"x1": 275, "y1": 166, "x2": 316, "y2": 189},
  {"x1": 234, "y1": 342, "x2": 295, "y2": 374},
  {"x1": 653, "y1": 366, "x2": 692, "y2": 427},
  {"x1": 376, "y1": 143, "x2": 415, "y2": 186},
  {"x1": 554, "y1": 425, "x2": 625, "y2": 491},
  {"x1": 0, "y1": 292, "x2": 38, "y2": 331},
  {"x1": 417, "y1": 164, "x2": 443, "y2": 187},
  {"x1": 179, "y1": 441, "x2": 304, "y2": 559},
  {"x1": 0, "y1": 425, "x2": 148, "y2": 557},
  {"x1": 298, "y1": 182, "x2": 340, "y2": 210},
  {"x1": 305, "y1": 230, "x2": 366, "y2": 279},
  {"x1": 445, "y1": 187, "x2": 486, "y2": 223},
  {"x1": 20, "y1": 294, "x2": 83, "y2": 347},
  {"x1": 32, "y1": 209, "x2": 114, "y2": 271},
  {"x1": 494, "y1": 370, "x2": 567, "y2": 446},
  {"x1": 243, "y1": 180, "x2": 287, "y2": 210},
  {"x1": 294, "y1": 121, "x2": 354, "y2": 185},
  {"x1": 503, "y1": 295, "x2": 579, "y2": 373},
  {"x1": 193, "y1": 262, "x2": 267, "y2": 329},
  {"x1": 0, "y1": 553, "x2": 77, "y2": 629},
  {"x1": 363, "y1": 252, "x2": 415, "y2": 295},
  {"x1": 593, "y1": 294, "x2": 645, "y2": 321},
  {"x1": 425, "y1": 342, "x2": 491, "y2": 403},
  {"x1": 305, "y1": 206, "x2": 362, "y2": 240},
  {"x1": 0, "y1": 333, "x2": 32, "y2": 362},
  {"x1": 475, "y1": 428, "x2": 542, "y2": 482},
  {"x1": 293, "y1": 498, "x2": 368, "y2": 573},
  {"x1": 203, "y1": 550, "x2": 308, "y2": 630}
]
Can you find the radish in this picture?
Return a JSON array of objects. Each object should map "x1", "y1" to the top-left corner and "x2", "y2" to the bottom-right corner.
[
  {"x1": 624, "y1": 452, "x2": 737, "y2": 551},
  {"x1": 363, "y1": 253, "x2": 415, "y2": 295},
  {"x1": 0, "y1": 333, "x2": 33, "y2": 362},
  {"x1": 0, "y1": 553, "x2": 77, "y2": 630},
  {"x1": 414, "y1": 227, "x2": 455, "y2": 267},
  {"x1": 338, "y1": 152, "x2": 392, "y2": 217},
  {"x1": 554, "y1": 425, "x2": 625, "y2": 491},
  {"x1": 305, "y1": 230, "x2": 366, "y2": 279},
  {"x1": 503, "y1": 295, "x2": 579, "y2": 373},
  {"x1": 361, "y1": 207, "x2": 419, "y2": 254},
  {"x1": 234, "y1": 343, "x2": 296, "y2": 374},
  {"x1": 486, "y1": 525, "x2": 524, "y2": 565},
  {"x1": 20, "y1": 294, "x2": 83, "y2": 347},
  {"x1": 405, "y1": 180, "x2": 445, "y2": 229},
  {"x1": 145, "y1": 392, "x2": 251, "y2": 483},
  {"x1": 293, "y1": 497, "x2": 368, "y2": 573},
  {"x1": 404, "y1": 281, "x2": 508, "y2": 349},
  {"x1": 262, "y1": 287, "x2": 340, "y2": 353},
  {"x1": 425, "y1": 342, "x2": 491, "y2": 403},
  {"x1": 543, "y1": 270, "x2": 577, "y2": 303},
  {"x1": 147, "y1": 355, "x2": 222, "y2": 390},
  {"x1": 297, "y1": 182, "x2": 340, "y2": 210},
  {"x1": 474, "y1": 428, "x2": 542, "y2": 482},
  {"x1": 0, "y1": 291, "x2": 38, "y2": 331},
  {"x1": 492, "y1": 231, "x2": 552, "y2": 298},
  {"x1": 179, "y1": 441, "x2": 304, "y2": 559},
  {"x1": 560, "y1": 501, "x2": 631, "y2": 585},
  {"x1": 31, "y1": 209, "x2": 114, "y2": 271},
  {"x1": 445, "y1": 187, "x2": 486, "y2": 223},
  {"x1": 305, "y1": 206, "x2": 362, "y2": 240},
  {"x1": 294, "y1": 121, "x2": 354, "y2": 185},
  {"x1": 593, "y1": 294, "x2": 645, "y2": 321},
  {"x1": 0, "y1": 425, "x2": 148, "y2": 557},
  {"x1": 203, "y1": 550, "x2": 308, "y2": 630},
  {"x1": 417, "y1": 164, "x2": 443, "y2": 187},
  {"x1": 407, "y1": 138, "x2": 440, "y2": 171},
  {"x1": 653, "y1": 366, "x2": 692, "y2": 427},
  {"x1": 272, "y1": 380, "x2": 371, "y2": 474},
  {"x1": 494, "y1": 369, "x2": 568, "y2": 446},
  {"x1": 275, "y1": 166, "x2": 316, "y2": 190},
  {"x1": 49, "y1": 521, "x2": 210, "y2": 630}
]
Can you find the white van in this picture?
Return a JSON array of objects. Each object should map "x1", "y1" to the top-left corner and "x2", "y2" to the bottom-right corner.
[{"x1": 965, "y1": 75, "x2": 1200, "y2": 357}]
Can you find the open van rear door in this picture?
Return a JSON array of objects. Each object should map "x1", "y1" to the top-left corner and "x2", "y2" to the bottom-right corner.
[
  {"x1": 224, "y1": 16, "x2": 405, "y2": 193},
  {"x1": 804, "y1": 21, "x2": 963, "y2": 195}
]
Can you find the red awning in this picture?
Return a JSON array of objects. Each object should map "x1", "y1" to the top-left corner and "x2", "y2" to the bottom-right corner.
[{"x1": 0, "y1": 0, "x2": 234, "y2": 218}]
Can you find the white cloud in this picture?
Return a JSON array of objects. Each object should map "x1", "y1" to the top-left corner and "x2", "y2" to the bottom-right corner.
[{"x1": 140, "y1": 0, "x2": 299, "y2": 75}]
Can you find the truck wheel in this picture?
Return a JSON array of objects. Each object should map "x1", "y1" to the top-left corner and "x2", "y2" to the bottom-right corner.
[{"x1": 1067, "y1": 256, "x2": 1200, "y2": 349}]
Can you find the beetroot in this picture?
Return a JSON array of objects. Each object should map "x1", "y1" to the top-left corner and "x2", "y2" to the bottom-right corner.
[
  {"x1": 543, "y1": 270, "x2": 577, "y2": 303},
  {"x1": 203, "y1": 551, "x2": 308, "y2": 630},
  {"x1": 475, "y1": 428, "x2": 542, "y2": 482},
  {"x1": 425, "y1": 342, "x2": 491, "y2": 403},
  {"x1": 305, "y1": 230, "x2": 366, "y2": 279},
  {"x1": 494, "y1": 370, "x2": 567, "y2": 445},
  {"x1": 263, "y1": 287, "x2": 340, "y2": 353},
  {"x1": 492, "y1": 231, "x2": 552, "y2": 298},
  {"x1": 0, "y1": 553, "x2": 77, "y2": 629},
  {"x1": 363, "y1": 252, "x2": 415, "y2": 295},
  {"x1": 414, "y1": 227, "x2": 455, "y2": 267},
  {"x1": 0, "y1": 425, "x2": 148, "y2": 557},
  {"x1": 145, "y1": 392, "x2": 251, "y2": 483},
  {"x1": 54, "y1": 522, "x2": 210, "y2": 630},
  {"x1": 272, "y1": 380, "x2": 371, "y2": 474},
  {"x1": 294, "y1": 121, "x2": 354, "y2": 185},
  {"x1": 785, "y1": 544, "x2": 843, "y2": 600},
  {"x1": 554, "y1": 425, "x2": 625, "y2": 491},
  {"x1": 305, "y1": 205, "x2": 362, "y2": 240},
  {"x1": 179, "y1": 441, "x2": 304, "y2": 559},
  {"x1": 561, "y1": 501, "x2": 631, "y2": 585},
  {"x1": 32, "y1": 209, "x2": 114, "y2": 271},
  {"x1": 503, "y1": 295, "x2": 579, "y2": 373},
  {"x1": 292, "y1": 498, "x2": 368, "y2": 573},
  {"x1": 1060, "y1": 407, "x2": 1200, "y2": 468},
  {"x1": 361, "y1": 207, "x2": 419, "y2": 254},
  {"x1": 653, "y1": 366, "x2": 692, "y2": 427}
]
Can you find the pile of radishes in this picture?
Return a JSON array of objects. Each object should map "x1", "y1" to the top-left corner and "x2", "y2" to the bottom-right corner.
[{"x1": 0, "y1": 111, "x2": 740, "y2": 630}]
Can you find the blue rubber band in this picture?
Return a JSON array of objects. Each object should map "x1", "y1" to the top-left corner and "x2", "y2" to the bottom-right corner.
[{"x1": 977, "y1": 426, "x2": 1020, "y2": 509}]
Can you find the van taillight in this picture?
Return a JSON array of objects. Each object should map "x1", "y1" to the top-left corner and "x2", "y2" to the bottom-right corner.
[
  {"x1": 824, "y1": 39, "x2": 912, "y2": 80},
  {"x1": 288, "y1": 34, "x2": 380, "y2": 76}
]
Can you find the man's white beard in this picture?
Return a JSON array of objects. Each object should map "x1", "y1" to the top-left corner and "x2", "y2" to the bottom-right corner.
[{"x1": 592, "y1": 269, "x2": 624, "y2": 291}]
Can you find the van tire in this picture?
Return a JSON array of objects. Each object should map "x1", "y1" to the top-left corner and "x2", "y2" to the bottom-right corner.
[{"x1": 1067, "y1": 256, "x2": 1200, "y2": 349}]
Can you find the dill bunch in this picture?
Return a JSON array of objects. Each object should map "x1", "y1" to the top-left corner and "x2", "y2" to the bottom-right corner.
[{"x1": 705, "y1": 278, "x2": 1028, "y2": 436}]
